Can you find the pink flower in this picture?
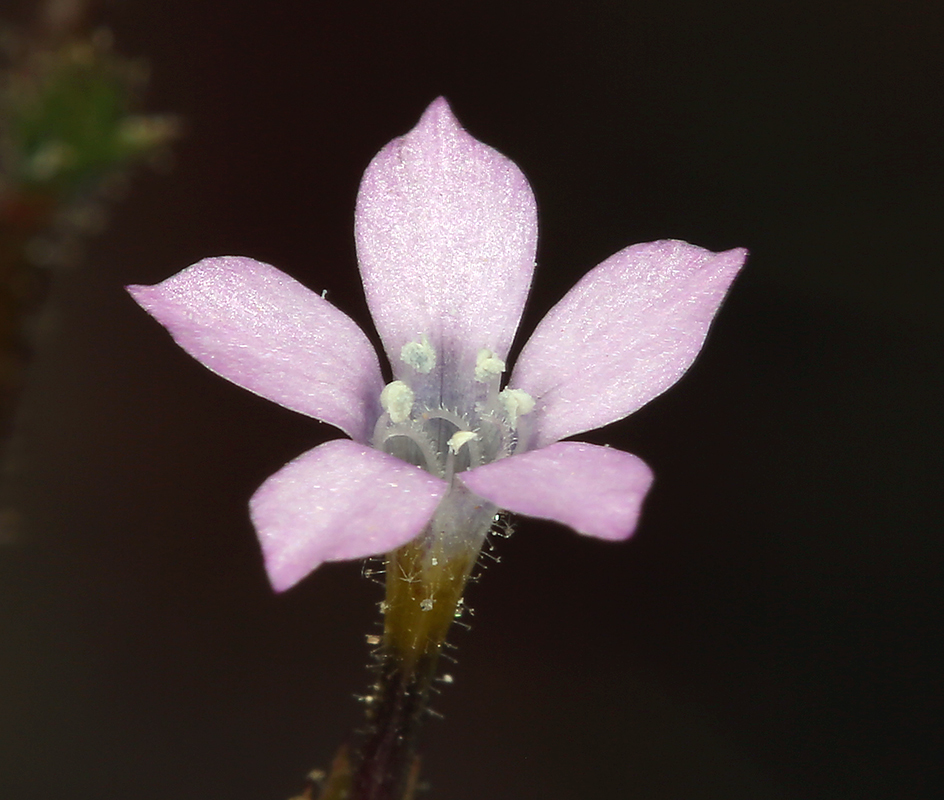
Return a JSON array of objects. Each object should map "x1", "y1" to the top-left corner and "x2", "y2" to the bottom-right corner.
[{"x1": 128, "y1": 99, "x2": 746, "y2": 592}]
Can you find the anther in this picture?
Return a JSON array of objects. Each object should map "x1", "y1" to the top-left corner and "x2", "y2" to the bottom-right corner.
[
  {"x1": 380, "y1": 380, "x2": 415, "y2": 423},
  {"x1": 475, "y1": 348, "x2": 505, "y2": 382},
  {"x1": 499, "y1": 388, "x2": 535, "y2": 428},
  {"x1": 401, "y1": 335, "x2": 436, "y2": 374}
]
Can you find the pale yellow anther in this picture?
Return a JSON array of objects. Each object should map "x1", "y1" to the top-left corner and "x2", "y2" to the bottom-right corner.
[
  {"x1": 400, "y1": 336, "x2": 436, "y2": 374},
  {"x1": 499, "y1": 388, "x2": 535, "y2": 428},
  {"x1": 474, "y1": 348, "x2": 506, "y2": 382},
  {"x1": 447, "y1": 430, "x2": 479, "y2": 455},
  {"x1": 380, "y1": 380, "x2": 415, "y2": 424}
]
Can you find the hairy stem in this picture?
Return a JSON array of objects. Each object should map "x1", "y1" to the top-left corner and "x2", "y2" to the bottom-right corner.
[{"x1": 347, "y1": 535, "x2": 475, "y2": 800}]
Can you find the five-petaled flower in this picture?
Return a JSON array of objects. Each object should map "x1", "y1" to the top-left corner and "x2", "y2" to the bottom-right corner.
[{"x1": 128, "y1": 98, "x2": 746, "y2": 592}]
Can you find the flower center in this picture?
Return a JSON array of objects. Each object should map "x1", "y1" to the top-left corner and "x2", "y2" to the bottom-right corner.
[{"x1": 372, "y1": 340, "x2": 534, "y2": 482}]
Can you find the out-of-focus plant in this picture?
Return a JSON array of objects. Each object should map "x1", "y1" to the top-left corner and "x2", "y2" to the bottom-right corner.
[{"x1": 0, "y1": 1, "x2": 178, "y2": 537}]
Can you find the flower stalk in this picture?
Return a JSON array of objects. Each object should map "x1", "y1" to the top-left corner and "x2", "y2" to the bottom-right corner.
[
  {"x1": 309, "y1": 531, "x2": 479, "y2": 800},
  {"x1": 348, "y1": 508, "x2": 483, "y2": 799}
]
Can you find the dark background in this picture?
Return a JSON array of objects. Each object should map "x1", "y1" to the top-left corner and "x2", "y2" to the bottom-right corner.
[{"x1": 2, "y1": 1, "x2": 941, "y2": 798}]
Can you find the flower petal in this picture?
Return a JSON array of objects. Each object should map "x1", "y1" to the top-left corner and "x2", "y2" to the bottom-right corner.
[
  {"x1": 459, "y1": 442, "x2": 653, "y2": 541},
  {"x1": 250, "y1": 440, "x2": 448, "y2": 591},
  {"x1": 128, "y1": 256, "x2": 385, "y2": 443},
  {"x1": 511, "y1": 240, "x2": 746, "y2": 447},
  {"x1": 355, "y1": 98, "x2": 537, "y2": 389}
]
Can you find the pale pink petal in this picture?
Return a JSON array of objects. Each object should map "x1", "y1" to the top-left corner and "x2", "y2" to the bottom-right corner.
[
  {"x1": 511, "y1": 240, "x2": 746, "y2": 448},
  {"x1": 250, "y1": 440, "x2": 448, "y2": 591},
  {"x1": 355, "y1": 98, "x2": 537, "y2": 385},
  {"x1": 459, "y1": 442, "x2": 653, "y2": 541},
  {"x1": 128, "y1": 256, "x2": 385, "y2": 444}
]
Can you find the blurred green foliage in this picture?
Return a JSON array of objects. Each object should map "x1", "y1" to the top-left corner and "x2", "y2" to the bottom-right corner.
[
  {"x1": 0, "y1": 20, "x2": 178, "y2": 471},
  {"x1": 2, "y1": 31, "x2": 178, "y2": 201}
]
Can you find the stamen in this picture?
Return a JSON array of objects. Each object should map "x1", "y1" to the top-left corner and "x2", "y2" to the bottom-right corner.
[
  {"x1": 499, "y1": 388, "x2": 535, "y2": 428},
  {"x1": 474, "y1": 349, "x2": 505, "y2": 383},
  {"x1": 380, "y1": 380, "x2": 415, "y2": 424},
  {"x1": 401, "y1": 335, "x2": 436, "y2": 374},
  {"x1": 473, "y1": 411, "x2": 512, "y2": 460}
]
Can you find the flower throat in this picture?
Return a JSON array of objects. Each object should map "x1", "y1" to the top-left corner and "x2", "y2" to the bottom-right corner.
[{"x1": 372, "y1": 337, "x2": 534, "y2": 484}]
